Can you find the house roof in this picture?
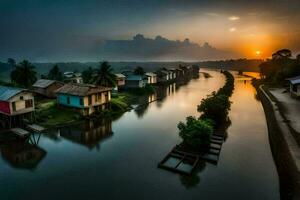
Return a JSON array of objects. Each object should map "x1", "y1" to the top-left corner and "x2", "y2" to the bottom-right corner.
[
  {"x1": 115, "y1": 73, "x2": 126, "y2": 78},
  {"x1": 126, "y1": 75, "x2": 144, "y2": 81},
  {"x1": 145, "y1": 72, "x2": 157, "y2": 77},
  {"x1": 55, "y1": 84, "x2": 111, "y2": 96},
  {"x1": 0, "y1": 86, "x2": 26, "y2": 101},
  {"x1": 287, "y1": 76, "x2": 300, "y2": 85},
  {"x1": 32, "y1": 79, "x2": 58, "y2": 88}
]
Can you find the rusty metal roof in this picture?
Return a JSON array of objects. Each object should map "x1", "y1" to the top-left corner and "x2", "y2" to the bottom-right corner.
[{"x1": 55, "y1": 83, "x2": 111, "y2": 96}]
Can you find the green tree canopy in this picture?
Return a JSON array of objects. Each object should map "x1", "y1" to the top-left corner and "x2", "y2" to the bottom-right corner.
[
  {"x1": 134, "y1": 66, "x2": 145, "y2": 75},
  {"x1": 47, "y1": 65, "x2": 63, "y2": 81},
  {"x1": 82, "y1": 67, "x2": 95, "y2": 84},
  {"x1": 7, "y1": 58, "x2": 16, "y2": 67},
  {"x1": 10, "y1": 60, "x2": 37, "y2": 88},
  {"x1": 94, "y1": 61, "x2": 116, "y2": 87}
]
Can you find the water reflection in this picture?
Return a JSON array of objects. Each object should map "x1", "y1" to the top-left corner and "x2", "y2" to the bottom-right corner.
[
  {"x1": 59, "y1": 119, "x2": 113, "y2": 150},
  {"x1": 0, "y1": 134, "x2": 46, "y2": 170},
  {"x1": 179, "y1": 159, "x2": 206, "y2": 189}
]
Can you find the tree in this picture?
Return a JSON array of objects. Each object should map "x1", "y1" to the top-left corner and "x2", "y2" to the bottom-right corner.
[
  {"x1": 10, "y1": 60, "x2": 37, "y2": 88},
  {"x1": 134, "y1": 66, "x2": 145, "y2": 75},
  {"x1": 47, "y1": 65, "x2": 63, "y2": 81},
  {"x1": 7, "y1": 58, "x2": 16, "y2": 67},
  {"x1": 94, "y1": 61, "x2": 116, "y2": 87},
  {"x1": 178, "y1": 116, "x2": 213, "y2": 149},
  {"x1": 82, "y1": 67, "x2": 95, "y2": 83},
  {"x1": 272, "y1": 49, "x2": 292, "y2": 60}
]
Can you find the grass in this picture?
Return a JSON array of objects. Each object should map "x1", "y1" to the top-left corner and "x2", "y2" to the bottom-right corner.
[{"x1": 35, "y1": 99, "x2": 81, "y2": 127}]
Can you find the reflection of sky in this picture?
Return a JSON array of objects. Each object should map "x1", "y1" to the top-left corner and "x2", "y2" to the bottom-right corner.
[
  {"x1": 0, "y1": 69, "x2": 278, "y2": 200},
  {"x1": 1, "y1": 0, "x2": 300, "y2": 60}
]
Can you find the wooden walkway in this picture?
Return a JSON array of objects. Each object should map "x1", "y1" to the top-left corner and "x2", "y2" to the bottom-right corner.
[{"x1": 158, "y1": 132, "x2": 226, "y2": 175}]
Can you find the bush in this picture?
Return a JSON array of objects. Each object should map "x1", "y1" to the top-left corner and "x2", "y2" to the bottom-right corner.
[
  {"x1": 178, "y1": 116, "x2": 214, "y2": 149},
  {"x1": 198, "y1": 92, "x2": 231, "y2": 126}
]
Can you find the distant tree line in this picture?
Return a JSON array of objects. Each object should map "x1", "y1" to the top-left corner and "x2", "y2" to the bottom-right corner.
[{"x1": 259, "y1": 49, "x2": 300, "y2": 83}]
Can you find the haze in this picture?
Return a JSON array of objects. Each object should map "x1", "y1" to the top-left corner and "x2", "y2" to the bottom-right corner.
[{"x1": 1, "y1": 0, "x2": 300, "y2": 61}]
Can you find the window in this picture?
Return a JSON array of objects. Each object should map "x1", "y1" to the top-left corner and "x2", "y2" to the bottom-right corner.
[
  {"x1": 79, "y1": 98, "x2": 84, "y2": 106},
  {"x1": 292, "y1": 84, "x2": 297, "y2": 92},
  {"x1": 12, "y1": 102, "x2": 16, "y2": 111},
  {"x1": 88, "y1": 95, "x2": 92, "y2": 105},
  {"x1": 67, "y1": 97, "x2": 70, "y2": 104},
  {"x1": 25, "y1": 99, "x2": 33, "y2": 108},
  {"x1": 20, "y1": 96, "x2": 23, "y2": 100}
]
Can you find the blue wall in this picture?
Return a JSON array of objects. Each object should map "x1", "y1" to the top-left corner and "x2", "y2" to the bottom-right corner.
[{"x1": 58, "y1": 94, "x2": 84, "y2": 108}]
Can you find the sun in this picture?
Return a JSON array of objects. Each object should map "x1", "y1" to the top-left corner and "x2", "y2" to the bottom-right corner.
[{"x1": 255, "y1": 51, "x2": 261, "y2": 56}]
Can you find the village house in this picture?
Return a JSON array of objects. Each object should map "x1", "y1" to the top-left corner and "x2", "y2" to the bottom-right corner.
[
  {"x1": 124, "y1": 74, "x2": 147, "y2": 88},
  {"x1": 156, "y1": 69, "x2": 170, "y2": 83},
  {"x1": 55, "y1": 83, "x2": 112, "y2": 116},
  {"x1": 287, "y1": 76, "x2": 300, "y2": 97},
  {"x1": 32, "y1": 79, "x2": 64, "y2": 98},
  {"x1": 115, "y1": 73, "x2": 126, "y2": 87},
  {"x1": 0, "y1": 86, "x2": 35, "y2": 128},
  {"x1": 168, "y1": 68, "x2": 177, "y2": 80},
  {"x1": 63, "y1": 72, "x2": 83, "y2": 84},
  {"x1": 145, "y1": 72, "x2": 157, "y2": 84}
]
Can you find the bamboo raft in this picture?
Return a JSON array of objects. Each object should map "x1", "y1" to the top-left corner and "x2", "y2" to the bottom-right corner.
[{"x1": 158, "y1": 132, "x2": 225, "y2": 175}]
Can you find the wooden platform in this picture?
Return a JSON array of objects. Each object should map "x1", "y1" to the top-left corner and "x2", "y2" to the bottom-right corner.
[
  {"x1": 26, "y1": 124, "x2": 46, "y2": 132},
  {"x1": 158, "y1": 132, "x2": 226, "y2": 175},
  {"x1": 10, "y1": 128, "x2": 30, "y2": 137}
]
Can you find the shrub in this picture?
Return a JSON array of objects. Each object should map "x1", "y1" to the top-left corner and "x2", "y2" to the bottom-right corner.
[
  {"x1": 198, "y1": 92, "x2": 231, "y2": 126},
  {"x1": 178, "y1": 116, "x2": 214, "y2": 149}
]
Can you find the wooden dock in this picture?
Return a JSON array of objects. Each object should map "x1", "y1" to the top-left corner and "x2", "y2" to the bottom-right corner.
[
  {"x1": 10, "y1": 128, "x2": 30, "y2": 137},
  {"x1": 158, "y1": 132, "x2": 226, "y2": 175},
  {"x1": 26, "y1": 124, "x2": 46, "y2": 132}
]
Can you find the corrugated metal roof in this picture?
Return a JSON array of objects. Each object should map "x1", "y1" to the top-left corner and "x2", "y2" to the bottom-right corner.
[
  {"x1": 115, "y1": 73, "x2": 126, "y2": 78},
  {"x1": 32, "y1": 79, "x2": 56, "y2": 88},
  {"x1": 56, "y1": 83, "x2": 111, "y2": 96},
  {"x1": 126, "y1": 75, "x2": 144, "y2": 81},
  {"x1": 145, "y1": 72, "x2": 157, "y2": 77},
  {"x1": 0, "y1": 86, "x2": 25, "y2": 101},
  {"x1": 287, "y1": 76, "x2": 300, "y2": 85}
]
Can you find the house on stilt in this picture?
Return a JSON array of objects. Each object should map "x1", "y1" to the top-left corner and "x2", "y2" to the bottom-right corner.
[{"x1": 0, "y1": 86, "x2": 35, "y2": 129}]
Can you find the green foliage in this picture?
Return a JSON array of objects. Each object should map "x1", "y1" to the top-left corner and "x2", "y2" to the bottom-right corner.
[
  {"x1": 217, "y1": 70, "x2": 234, "y2": 97},
  {"x1": 110, "y1": 96, "x2": 130, "y2": 112},
  {"x1": 178, "y1": 116, "x2": 214, "y2": 149},
  {"x1": 260, "y1": 49, "x2": 300, "y2": 84},
  {"x1": 94, "y1": 61, "x2": 116, "y2": 87},
  {"x1": 198, "y1": 93, "x2": 231, "y2": 125},
  {"x1": 82, "y1": 67, "x2": 96, "y2": 83},
  {"x1": 10, "y1": 60, "x2": 37, "y2": 88},
  {"x1": 134, "y1": 66, "x2": 145, "y2": 75},
  {"x1": 47, "y1": 65, "x2": 63, "y2": 81}
]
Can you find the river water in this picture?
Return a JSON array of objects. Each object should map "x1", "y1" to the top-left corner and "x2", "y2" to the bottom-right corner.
[{"x1": 0, "y1": 69, "x2": 279, "y2": 200}]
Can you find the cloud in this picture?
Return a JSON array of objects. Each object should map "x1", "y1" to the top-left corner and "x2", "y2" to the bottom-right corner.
[
  {"x1": 228, "y1": 16, "x2": 240, "y2": 21},
  {"x1": 97, "y1": 34, "x2": 238, "y2": 61}
]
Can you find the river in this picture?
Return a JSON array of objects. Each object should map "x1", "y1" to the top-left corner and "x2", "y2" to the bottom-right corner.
[{"x1": 0, "y1": 69, "x2": 279, "y2": 200}]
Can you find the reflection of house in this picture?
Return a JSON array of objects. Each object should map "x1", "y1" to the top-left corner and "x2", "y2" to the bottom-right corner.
[
  {"x1": 64, "y1": 72, "x2": 83, "y2": 84},
  {"x1": 56, "y1": 83, "x2": 112, "y2": 116},
  {"x1": 145, "y1": 72, "x2": 157, "y2": 84},
  {"x1": 0, "y1": 86, "x2": 35, "y2": 128},
  {"x1": 287, "y1": 76, "x2": 300, "y2": 97},
  {"x1": 60, "y1": 119, "x2": 113, "y2": 150},
  {"x1": 33, "y1": 79, "x2": 64, "y2": 98},
  {"x1": 1, "y1": 140, "x2": 46, "y2": 170},
  {"x1": 125, "y1": 75, "x2": 147, "y2": 88}
]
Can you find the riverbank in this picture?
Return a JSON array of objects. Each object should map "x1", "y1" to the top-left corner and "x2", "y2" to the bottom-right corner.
[{"x1": 253, "y1": 80, "x2": 300, "y2": 200}]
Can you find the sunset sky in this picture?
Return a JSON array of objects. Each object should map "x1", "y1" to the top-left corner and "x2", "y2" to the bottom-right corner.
[{"x1": 1, "y1": 0, "x2": 300, "y2": 61}]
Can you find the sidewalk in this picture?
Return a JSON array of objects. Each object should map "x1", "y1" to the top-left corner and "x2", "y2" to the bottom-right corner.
[{"x1": 269, "y1": 88, "x2": 300, "y2": 134}]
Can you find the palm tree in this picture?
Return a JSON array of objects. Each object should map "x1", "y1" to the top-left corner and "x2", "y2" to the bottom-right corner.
[
  {"x1": 134, "y1": 66, "x2": 145, "y2": 75},
  {"x1": 10, "y1": 60, "x2": 37, "y2": 88},
  {"x1": 94, "y1": 61, "x2": 116, "y2": 87}
]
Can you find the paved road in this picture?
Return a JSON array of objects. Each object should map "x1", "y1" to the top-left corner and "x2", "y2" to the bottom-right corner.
[{"x1": 269, "y1": 88, "x2": 300, "y2": 133}]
